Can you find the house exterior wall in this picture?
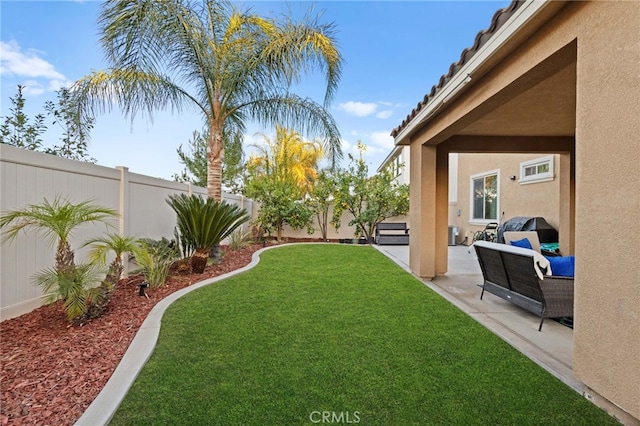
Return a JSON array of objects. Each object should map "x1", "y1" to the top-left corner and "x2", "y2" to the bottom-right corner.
[
  {"x1": 0, "y1": 144, "x2": 254, "y2": 321},
  {"x1": 401, "y1": 1, "x2": 639, "y2": 421},
  {"x1": 453, "y1": 153, "x2": 561, "y2": 246},
  {"x1": 570, "y1": 1, "x2": 640, "y2": 420}
]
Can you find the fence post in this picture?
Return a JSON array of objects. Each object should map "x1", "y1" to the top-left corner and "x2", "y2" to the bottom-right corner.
[{"x1": 116, "y1": 166, "x2": 131, "y2": 275}]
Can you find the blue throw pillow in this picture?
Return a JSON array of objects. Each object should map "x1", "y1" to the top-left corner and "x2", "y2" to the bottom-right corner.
[
  {"x1": 545, "y1": 255, "x2": 575, "y2": 277},
  {"x1": 510, "y1": 238, "x2": 533, "y2": 250}
]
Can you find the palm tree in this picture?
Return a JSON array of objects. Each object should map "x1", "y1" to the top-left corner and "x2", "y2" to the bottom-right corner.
[
  {"x1": 0, "y1": 196, "x2": 118, "y2": 274},
  {"x1": 80, "y1": 233, "x2": 145, "y2": 320},
  {"x1": 85, "y1": 233, "x2": 143, "y2": 285},
  {"x1": 0, "y1": 196, "x2": 118, "y2": 322},
  {"x1": 73, "y1": 0, "x2": 343, "y2": 201},
  {"x1": 247, "y1": 126, "x2": 324, "y2": 194}
]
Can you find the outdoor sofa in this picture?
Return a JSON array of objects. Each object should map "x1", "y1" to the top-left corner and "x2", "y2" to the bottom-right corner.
[
  {"x1": 473, "y1": 241, "x2": 574, "y2": 331},
  {"x1": 375, "y1": 222, "x2": 410, "y2": 245}
]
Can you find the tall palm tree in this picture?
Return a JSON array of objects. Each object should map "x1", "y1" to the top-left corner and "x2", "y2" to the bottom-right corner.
[{"x1": 73, "y1": 0, "x2": 343, "y2": 201}]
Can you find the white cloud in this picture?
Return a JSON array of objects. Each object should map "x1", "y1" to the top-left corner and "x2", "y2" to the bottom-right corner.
[
  {"x1": 369, "y1": 131, "x2": 394, "y2": 150},
  {"x1": 376, "y1": 110, "x2": 393, "y2": 119},
  {"x1": 21, "y1": 80, "x2": 45, "y2": 96},
  {"x1": 338, "y1": 101, "x2": 378, "y2": 117},
  {"x1": 0, "y1": 40, "x2": 72, "y2": 92}
]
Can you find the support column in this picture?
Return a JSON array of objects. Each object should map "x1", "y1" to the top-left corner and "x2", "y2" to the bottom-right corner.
[
  {"x1": 435, "y1": 147, "x2": 449, "y2": 275},
  {"x1": 558, "y1": 152, "x2": 575, "y2": 254},
  {"x1": 409, "y1": 143, "x2": 437, "y2": 279}
]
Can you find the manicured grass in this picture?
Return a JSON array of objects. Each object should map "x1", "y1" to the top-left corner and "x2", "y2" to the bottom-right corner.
[{"x1": 111, "y1": 244, "x2": 615, "y2": 425}]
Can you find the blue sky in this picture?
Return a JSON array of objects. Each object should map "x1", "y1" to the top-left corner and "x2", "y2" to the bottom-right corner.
[{"x1": 1, "y1": 0, "x2": 509, "y2": 181}]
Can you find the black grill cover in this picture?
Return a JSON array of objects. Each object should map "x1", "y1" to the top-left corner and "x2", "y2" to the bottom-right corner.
[{"x1": 497, "y1": 216, "x2": 559, "y2": 243}]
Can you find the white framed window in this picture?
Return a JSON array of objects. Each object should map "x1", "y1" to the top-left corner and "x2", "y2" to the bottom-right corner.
[
  {"x1": 519, "y1": 155, "x2": 554, "y2": 184},
  {"x1": 470, "y1": 169, "x2": 500, "y2": 223}
]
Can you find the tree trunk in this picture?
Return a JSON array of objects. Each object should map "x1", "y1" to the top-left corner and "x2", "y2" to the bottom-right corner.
[
  {"x1": 191, "y1": 250, "x2": 209, "y2": 274},
  {"x1": 207, "y1": 122, "x2": 224, "y2": 201},
  {"x1": 55, "y1": 240, "x2": 75, "y2": 274}
]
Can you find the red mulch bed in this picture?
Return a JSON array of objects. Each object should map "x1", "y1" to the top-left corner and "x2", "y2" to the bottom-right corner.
[{"x1": 0, "y1": 244, "x2": 267, "y2": 426}]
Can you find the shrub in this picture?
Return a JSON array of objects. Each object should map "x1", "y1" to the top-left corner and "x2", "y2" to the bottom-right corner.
[
  {"x1": 134, "y1": 238, "x2": 179, "y2": 288},
  {"x1": 167, "y1": 194, "x2": 249, "y2": 273},
  {"x1": 228, "y1": 228, "x2": 252, "y2": 250}
]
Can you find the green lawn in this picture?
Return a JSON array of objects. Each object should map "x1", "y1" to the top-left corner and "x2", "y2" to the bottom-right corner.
[{"x1": 111, "y1": 244, "x2": 615, "y2": 425}]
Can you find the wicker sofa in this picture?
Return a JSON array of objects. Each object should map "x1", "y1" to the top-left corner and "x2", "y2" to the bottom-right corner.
[{"x1": 473, "y1": 241, "x2": 574, "y2": 331}]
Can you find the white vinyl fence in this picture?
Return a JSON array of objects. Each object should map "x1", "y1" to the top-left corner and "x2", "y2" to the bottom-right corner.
[{"x1": 0, "y1": 144, "x2": 254, "y2": 320}]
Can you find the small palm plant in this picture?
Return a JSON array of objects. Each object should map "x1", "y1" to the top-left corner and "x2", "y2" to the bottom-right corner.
[
  {"x1": 81, "y1": 233, "x2": 145, "y2": 320},
  {"x1": 34, "y1": 263, "x2": 105, "y2": 322},
  {"x1": 0, "y1": 196, "x2": 118, "y2": 321},
  {"x1": 167, "y1": 194, "x2": 249, "y2": 273}
]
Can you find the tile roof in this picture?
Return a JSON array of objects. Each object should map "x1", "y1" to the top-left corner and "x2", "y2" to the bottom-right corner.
[{"x1": 391, "y1": 0, "x2": 525, "y2": 138}]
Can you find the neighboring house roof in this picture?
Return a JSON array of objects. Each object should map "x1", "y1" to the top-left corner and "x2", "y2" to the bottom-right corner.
[{"x1": 390, "y1": 0, "x2": 524, "y2": 138}]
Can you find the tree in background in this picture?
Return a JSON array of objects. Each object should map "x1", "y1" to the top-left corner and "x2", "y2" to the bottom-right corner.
[
  {"x1": 244, "y1": 127, "x2": 323, "y2": 241},
  {"x1": 73, "y1": 0, "x2": 343, "y2": 201},
  {"x1": 1, "y1": 85, "x2": 96, "y2": 162},
  {"x1": 43, "y1": 87, "x2": 96, "y2": 162},
  {"x1": 173, "y1": 130, "x2": 208, "y2": 187},
  {"x1": 0, "y1": 85, "x2": 47, "y2": 151},
  {"x1": 307, "y1": 169, "x2": 337, "y2": 240},
  {"x1": 332, "y1": 142, "x2": 410, "y2": 241},
  {"x1": 173, "y1": 128, "x2": 244, "y2": 192}
]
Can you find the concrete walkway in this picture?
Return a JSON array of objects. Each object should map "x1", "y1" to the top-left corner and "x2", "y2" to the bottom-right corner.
[{"x1": 373, "y1": 244, "x2": 580, "y2": 393}]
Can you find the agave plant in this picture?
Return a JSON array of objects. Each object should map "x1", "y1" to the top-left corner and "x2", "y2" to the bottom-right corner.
[{"x1": 167, "y1": 194, "x2": 249, "y2": 273}]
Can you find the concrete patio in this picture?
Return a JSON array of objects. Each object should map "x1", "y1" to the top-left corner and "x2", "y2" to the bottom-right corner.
[{"x1": 374, "y1": 244, "x2": 580, "y2": 393}]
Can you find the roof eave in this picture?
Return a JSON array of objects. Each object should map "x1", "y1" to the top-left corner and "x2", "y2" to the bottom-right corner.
[{"x1": 393, "y1": 0, "x2": 553, "y2": 146}]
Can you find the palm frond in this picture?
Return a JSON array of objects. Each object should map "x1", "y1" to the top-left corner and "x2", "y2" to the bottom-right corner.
[
  {"x1": 34, "y1": 263, "x2": 105, "y2": 321},
  {"x1": 245, "y1": 95, "x2": 342, "y2": 168},
  {"x1": 0, "y1": 195, "x2": 118, "y2": 246},
  {"x1": 167, "y1": 193, "x2": 249, "y2": 252},
  {"x1": 72, "y1": 68, "x2": 203, "y2": 124}
]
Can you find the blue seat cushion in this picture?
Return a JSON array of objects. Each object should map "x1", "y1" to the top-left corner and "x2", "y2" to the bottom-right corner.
[
  {"x1": 510, "y1": 238, "x2": 533, "y2": 250},
  {"x1": 545, "y1": 255, "x2": 575, "y2": 277}
]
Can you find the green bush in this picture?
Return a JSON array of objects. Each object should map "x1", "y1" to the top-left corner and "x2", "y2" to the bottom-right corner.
[
  {"x1": 134, "y1": 238, "x2": 179, "y2": 288},
  {"x1": 228, "y1": 228, "x2": 252, "y2": 250}
]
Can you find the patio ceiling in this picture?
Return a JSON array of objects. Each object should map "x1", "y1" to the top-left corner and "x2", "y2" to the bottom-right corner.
[{"x1": 457, "y1": 62, "x2": 576, "y2": 138}]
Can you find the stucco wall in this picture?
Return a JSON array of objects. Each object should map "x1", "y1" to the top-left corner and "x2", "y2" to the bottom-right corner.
[
  {"x1": 570, "y1": 1, "x2": 640, "y2": 420},
  {"x1": 454, "y1": 153, "x2": 561, "y2": 245}
]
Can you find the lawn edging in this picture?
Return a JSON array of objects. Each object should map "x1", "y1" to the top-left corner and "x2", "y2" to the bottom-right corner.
[{"x1": 75, "y1": 244, "x2": 283, "y2": 426}]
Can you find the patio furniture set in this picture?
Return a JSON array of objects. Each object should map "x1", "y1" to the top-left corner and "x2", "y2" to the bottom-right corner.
[{"x1": 473, "y1": 230, "x2": 575, "y2": 331}]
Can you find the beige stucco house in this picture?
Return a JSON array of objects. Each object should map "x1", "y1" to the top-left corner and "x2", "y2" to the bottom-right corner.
[
  {"x1": 391, "y1": 0, "x2": 639, "y2": 422},
  {"x1": 451, "y1": 152, "x2": 564, "y2": 244}
]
